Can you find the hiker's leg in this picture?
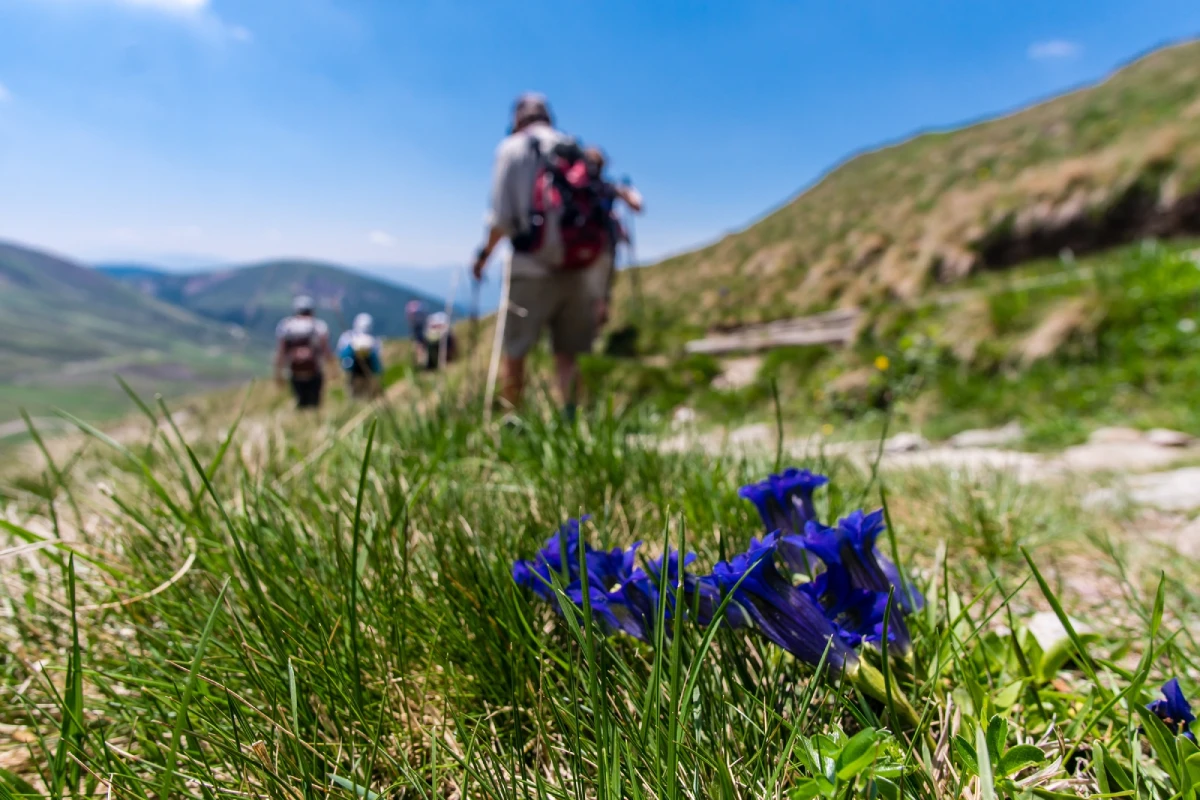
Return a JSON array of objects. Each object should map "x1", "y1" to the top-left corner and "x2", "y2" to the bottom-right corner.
[
  {"x1": 553, "y1": 352, "x2": 580, "y2": 410},
  {"x1": 501, "y1": 276, "x2": 546, "y2": 411},
  {"x1": 550, "y1": 270, "x2": 597, "y2": 414},
  {"x1": 502, "y1": 355, "x2": 526, "y2": 409}
]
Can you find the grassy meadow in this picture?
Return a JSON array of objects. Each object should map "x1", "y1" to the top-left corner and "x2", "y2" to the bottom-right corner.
[
  {"x1": 2, "y1": 375, "x2": 1198, "y2": 798},
  {"x1": 589, "y1": 239, "x2": 1200, "y2": 448}
]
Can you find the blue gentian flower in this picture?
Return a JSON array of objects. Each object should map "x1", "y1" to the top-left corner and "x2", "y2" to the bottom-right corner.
[
  {"x1": 799, "y1": 564, "x2": 912, "y2": 658},
  {"x1": 739, "y1": 468, "x2": 829, "y2": 534},
  {"x1": 1148, "y1": 678, "x2": 1196, "y2": 742},
  {"x1": 512, "y1": 517, "x2": 638, "y2": 599},
  {"x1": 512, "y1": 517, "x2": 589, "y2": 602},
  {"x1": 797, "y1": 510, "x2": 924, "y2": 614},
  {"x1": 708, "y1": 534, "x2": 859, "y2": 673},
  {"x1": 514, "y1": 519, "x2": 655, "y2": 641},
  {"x1": 647, "y1": 550, "x2": 722, "y2": 625}
]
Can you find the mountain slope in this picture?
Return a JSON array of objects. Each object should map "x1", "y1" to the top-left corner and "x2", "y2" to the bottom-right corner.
[
  {"x1": 98, "y1": 260, "x2": 456, "y2": 338},
  {"x1": 0, "y1": 242, "x2": 264, "y2": 424},
  {"x1": 617, "y1": 39, "x2": 1200, "y2": 344}
]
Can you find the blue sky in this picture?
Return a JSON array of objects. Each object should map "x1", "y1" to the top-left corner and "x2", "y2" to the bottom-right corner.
[{"x1": 1, "y1": 0, "x2": 1199, "y2": 281}]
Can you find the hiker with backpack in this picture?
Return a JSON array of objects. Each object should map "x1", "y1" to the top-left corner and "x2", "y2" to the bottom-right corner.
[
  {"x1": 406, "y1": 299, "x2": 430, "y2": 369},
  {"x1": 583, "y1": 147, "x2": 643, "y2": 329},
  {"x1": 336, "y1": 313, "x2": 384, "y2": 398},
  {"x1": 419, "y1": 311, "x2": 458, "y2": 371},
  {"x1": 472, "y1": 92, "x2": 615, "y2": 420},
  {"x1": 274, "y1": 295, "x2": 335, "y2": 410}
]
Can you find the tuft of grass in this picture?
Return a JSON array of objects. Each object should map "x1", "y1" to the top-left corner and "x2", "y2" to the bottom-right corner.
[{"x1": 1, "y1": 385, "x2": 1198, "y2": 798}]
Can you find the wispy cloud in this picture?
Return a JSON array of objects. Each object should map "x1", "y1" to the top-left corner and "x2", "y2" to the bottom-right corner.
[
  {"x1": 118, "y1": 0, "x2": 208, "y2": 10},
  {"x1": 46, "y1": 0, "x2": 251, "y2": 43},
  {"x1": 0, "y1": 82, "x2": 11, "y2": 103},
  {"x1": 1028, "y1": 40, "x2": 1081, "y2": 61},
  {"x1": 368, "y1": 230, "x2": 397, "y2": 248}
]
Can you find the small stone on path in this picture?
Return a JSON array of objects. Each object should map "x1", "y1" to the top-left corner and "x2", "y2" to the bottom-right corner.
[
  {"x1": 712, "y1": 356, "x2": 762, "y2": 391},
  {"x1": 1083, "y1": 467, "x2": 1200, "y2": 512},
  {"x1": 1088, "y1": 426, "x2": 1143, "y2": 445},
  {"x1": 948, "y1": 421, "x2": 1024, "y2": 449},
  {"x1": 1146, "y1": 428, "x2": 1193, "y2": 448},
  {"x1": 884, "y1": 432, "x2": 929, "y2": 453}
]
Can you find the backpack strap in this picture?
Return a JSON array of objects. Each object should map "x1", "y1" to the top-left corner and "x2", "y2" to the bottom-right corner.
[{"x1": 511, "y1": 134, "x2": 546, "y2": 253}]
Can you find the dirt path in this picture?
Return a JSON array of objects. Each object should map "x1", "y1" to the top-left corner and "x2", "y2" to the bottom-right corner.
[{"x1": 657, "y1": 422, "x2": 1200, "y2": 512}]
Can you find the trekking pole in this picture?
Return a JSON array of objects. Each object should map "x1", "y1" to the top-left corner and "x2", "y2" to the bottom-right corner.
[
  {"x1": 439, "y1": 268, "x2": 460, "y2": 371},
  {"x1": 625, "y1": 206, "x2": 642, "y2": 322},
  {"x1": 482, "y1": 255, "x2": 512, "y2": 427},
  {"x1": 469, "y1": 271, "x2": 481, "y2": 356}
]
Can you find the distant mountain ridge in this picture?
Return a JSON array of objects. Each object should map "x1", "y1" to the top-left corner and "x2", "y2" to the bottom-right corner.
[
  {"x1": 0, "y1": 241, "x2": 264, "y2": 425},
  {"x1": 615, "y1": 39, "x2": 1200, "y2": 343},
  {"x1": 97, "y1": 260, "x2": 463, "y2": 338}
]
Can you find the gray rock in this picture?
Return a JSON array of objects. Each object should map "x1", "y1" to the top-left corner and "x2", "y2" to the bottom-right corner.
[
  {"x1": 1125, "y1": 468, "x2": 1200, "y2": 512},
  {"x1": 1060, "y1": 442, "x2": 1183, "y2": 473},
  {"x1": 1027, "y1": 611, "x2": 1093, "y2": 652},
  {"x1": 948, "y1": 421, "x2": 1024, "y2": 449},
  {"x1": 1146, "y1": 428, "x2": 1193, "y2": 448},
  {"x1": 1088, "y1": 426, "x2": 1143, "y2": 445},
  {"x1": 1083, "y1": 468, "x2": 1200, "y2": 512},
  {"x1": 884, "y1": 432, "x2": 930, "y2": 453}
]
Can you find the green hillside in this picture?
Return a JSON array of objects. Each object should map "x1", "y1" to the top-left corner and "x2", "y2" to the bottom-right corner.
[
  {"x1": 615, "y1": 39, "x2": 1200, "y2": 346},
  {"x1": 0, "y1": 242, "x2": 265, "y2": 426},
  {"x1": 99, "y1": 260, "x2": 451, "y2": 338}
]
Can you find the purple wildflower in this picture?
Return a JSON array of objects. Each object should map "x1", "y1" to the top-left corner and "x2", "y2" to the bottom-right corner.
[{"x1": 739, "y1": 468, "x2": 829, "y2": 534}]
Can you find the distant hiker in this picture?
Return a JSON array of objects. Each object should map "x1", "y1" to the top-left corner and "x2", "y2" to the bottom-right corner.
[
  {"x1": 420, "y1": 311, "x2": 458, "y2": 370},
  {"x1": 583, "y1": 147, "x2": 643, "y2": 328},
  {"x1": 337, "y1": 313, "x2": 383, "y2": 398},
  {"x1": 406, "y1": 299, "x2": 429, "y2": 368},
  {"x1": 274, "y1": 295, "x2": 334, "y2": 410},
  {"x1": 472, "y1": 92, "x2": 614, "y2": 419}
]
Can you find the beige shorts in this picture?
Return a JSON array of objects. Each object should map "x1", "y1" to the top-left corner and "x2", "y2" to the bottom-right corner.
[{"x1": 503, "y1": 269, "x2": 597, "y2": 358}]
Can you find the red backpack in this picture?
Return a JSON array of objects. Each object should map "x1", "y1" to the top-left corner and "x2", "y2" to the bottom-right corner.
[
  {"x1": 512, "y1": 138, "x2": 612, "y2": 270},
  {"x1": 281, "y1": 318, "x2": 320, "y2": 377}
]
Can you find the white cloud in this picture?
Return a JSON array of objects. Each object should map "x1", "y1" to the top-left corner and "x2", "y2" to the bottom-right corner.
[
  {"x1": 368, "y1": 230, "x2": 397, "y2": 248},
  {"x1": 1028, "y1": 40, "x2": 1082, "y2": 61},
  {"x1": 48, "y1": 0, "x2": 250, "y2": 44},
  {"x1": 0, "y1": 82, "x2": 10, "y2": 103},
  {"x1": 110, "y1": 0, "x2": 208, "y2": 11}
]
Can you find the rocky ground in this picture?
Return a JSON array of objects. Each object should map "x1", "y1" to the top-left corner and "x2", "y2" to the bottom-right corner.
[{"x1": 658, "y1": 416, "x2": 1200, "y2": 554}]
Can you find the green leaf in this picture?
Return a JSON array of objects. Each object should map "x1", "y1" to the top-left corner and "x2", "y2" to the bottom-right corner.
[
  {"x1": 1097, "y1": 743, "x2": 1134, "y2": 792},
  {"x1": 788, "y1": 779, "x2": 827, "y2": 800},
  {"x1": 1093, "y1": 744, "x2": 1111, "y2": 795},
  {"x1": 0, "y1": 768, "x2": 40, "y2": 798},
  {"x1": 975, "y1": 723, "x2": 997, "y2": 800},
  {"x1": 986, "y1": 715, "x2": 1008, "y2": 763},
  {"x1": 994, "y1": 679, "x2": 1024, "y2": 710},
  {"x1": 999, "y1": 745, "x2": 1046, "y2": 777},
  {"x1": 836, "y1": 728, "x2": 880, "y2": 780},
  {"x1": 872, "y1": 777, "x2": 902, "y2": 800},
  {"x1": 1037, "y1": 631, "x2": 1101, "y2": 682},
  {"x1": 954, "y1": 735, "x2": 979, "y2": 777},
  {"x1": 1186, "y1": 752, "x2": 1200, "y2": 786},
  {"x1": 1135, "y1": 704, "x2": 1182, "y2": 787},
  {"x1": 1022, "y1": 550, "x2": 1107, "y2": 697},
  {"x1": 329, "y1": 774, "x2": 382, "y2": 800}
]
